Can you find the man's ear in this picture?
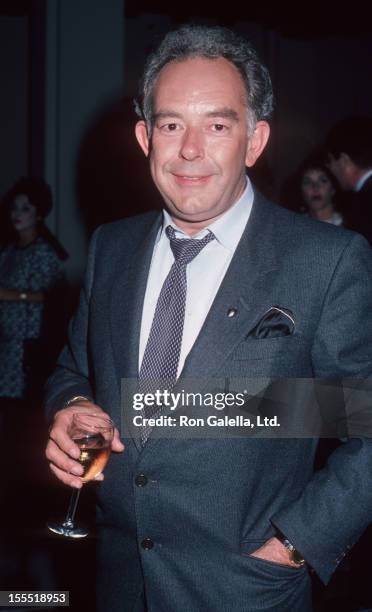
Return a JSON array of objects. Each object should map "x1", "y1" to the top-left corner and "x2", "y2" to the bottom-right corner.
[
  {"x1": 245, "y1": 121, "x2": 270, "y2": 168},
  {"x1": 339, "y1": 152, "x2": 352, "y2": 169},
  {"x1": 135, "y1": 121, "x2": 150, "y2": 157}
]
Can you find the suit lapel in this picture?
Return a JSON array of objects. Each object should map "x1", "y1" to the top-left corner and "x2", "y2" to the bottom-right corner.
[
  {"x1": 110, "y1": 213, "x2": 161, "y2": 450},
  {"x1": 179, "y1": 192, "x2": 282, "y2": 381}
]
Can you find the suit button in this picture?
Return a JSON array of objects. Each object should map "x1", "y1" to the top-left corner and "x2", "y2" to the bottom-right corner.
[
  {"x1": 135, "y1": 474, "x2": 148, "y2": 487},
  {"x1": 141, "y1": 538, "x2": 154, "y2": 550}
]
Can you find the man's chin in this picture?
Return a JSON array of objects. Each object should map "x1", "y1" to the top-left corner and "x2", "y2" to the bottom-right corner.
[{"x1": 167, "y1": 206, "x2": 217, "y2": 224}]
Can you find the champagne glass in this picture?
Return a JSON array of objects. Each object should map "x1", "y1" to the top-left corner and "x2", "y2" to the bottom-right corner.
[{"x1": 47, "y1": 412, "x2": 114, "y2": 538}]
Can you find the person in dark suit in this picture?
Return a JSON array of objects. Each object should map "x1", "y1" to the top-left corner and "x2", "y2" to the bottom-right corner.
[
  {"x1": 45, "y1": 26, "x2": 372, "y2": 612},
  {"x1": 326, "y1": 116, "x2": 372, "y2": 243}
]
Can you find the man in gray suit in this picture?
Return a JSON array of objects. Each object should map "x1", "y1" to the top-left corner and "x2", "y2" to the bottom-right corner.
[
  {"x1": 326, "y1": 116, "x2": 372, "y2": 244},
  {"x1": 45, "y1": 25, "x2": 372, "y2": 611}
]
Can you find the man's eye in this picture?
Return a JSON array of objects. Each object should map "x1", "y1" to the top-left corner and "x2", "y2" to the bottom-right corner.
[
  {"x1": 161, "y1": 123, "x2": 179, "y2": 131},
  {"x1": 212, "y1": 124, "x2": 227, "y2": 132}
]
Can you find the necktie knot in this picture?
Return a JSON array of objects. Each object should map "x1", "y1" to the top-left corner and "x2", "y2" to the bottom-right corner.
[{"x1": 166, "y1": 225, "x2": 215, "y2": 265}]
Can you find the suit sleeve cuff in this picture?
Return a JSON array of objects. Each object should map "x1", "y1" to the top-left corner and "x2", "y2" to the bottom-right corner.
[
  {"x1": 270, "y1": 512, "x2": 349, "y2": 585},
  {"x1": 44, "y1": 383, "x2": 94, "y2": 424}
]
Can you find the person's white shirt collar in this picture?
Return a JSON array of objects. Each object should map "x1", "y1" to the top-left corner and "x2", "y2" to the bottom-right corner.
[
  {"x1": 355, "y1": 169, "x2": 372, "y2": 192},
  {"x1": 160, "y1": 177, "x2": 254, "y2": 251}
]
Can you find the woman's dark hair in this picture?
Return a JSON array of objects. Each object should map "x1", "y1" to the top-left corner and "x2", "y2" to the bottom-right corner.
[
  {"x1": 299, "y1": 153, "x2": 337, "y2": 191},
  {"x1": 1, "y1": 177, "x2": 68, "y2": 260},
  {"x1": 286, "y1": 151, "x2": 339, "y2": 214},
  {"x1": 2, "y1": 176, "x2": 53, "y2": 219}
]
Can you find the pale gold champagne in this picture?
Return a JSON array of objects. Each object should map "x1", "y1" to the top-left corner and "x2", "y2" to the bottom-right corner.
[{"x1": 75, "y1": 433, "x2": 111, "y2": 482}]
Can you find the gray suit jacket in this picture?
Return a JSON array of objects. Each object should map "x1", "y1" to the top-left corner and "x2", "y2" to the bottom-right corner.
[{"x1": 45, "y1": 192, "x2": 372, "y2": 612}]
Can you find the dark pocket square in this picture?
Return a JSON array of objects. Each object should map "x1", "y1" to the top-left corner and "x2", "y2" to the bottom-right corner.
[{"x1": 248, "y1": 306, "x2": 295, "y2": 339}]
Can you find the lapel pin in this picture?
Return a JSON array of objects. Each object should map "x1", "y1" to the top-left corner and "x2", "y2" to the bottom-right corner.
[{"x1": 227, "y1": 308, "x2": 238, "y2": 318}]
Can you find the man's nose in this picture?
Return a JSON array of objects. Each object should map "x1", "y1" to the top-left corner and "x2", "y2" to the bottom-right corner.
[{"x1": 179, "y1": 128, "x2": 204, "y2": 161}]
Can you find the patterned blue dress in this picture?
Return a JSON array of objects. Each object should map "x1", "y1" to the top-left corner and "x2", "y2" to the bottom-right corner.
[{"x1": 0, "y1": 237, "x2": 63, "y2": 398}]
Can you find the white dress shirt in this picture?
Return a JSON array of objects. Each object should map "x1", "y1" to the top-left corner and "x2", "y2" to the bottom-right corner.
[
  {"x1": 139, "y1": 179, "x2": 254, "y2": 377},
  {"x1": 355, "y1": 169, "x2": 372, "y2": 192}
]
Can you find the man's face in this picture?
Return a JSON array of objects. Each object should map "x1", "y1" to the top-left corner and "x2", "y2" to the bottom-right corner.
[
  {"x1": 135, "y1": 57, "x2": 269, "y2": 233},
  {"x1": 327, "y1": 153, "x2": 351, "y2": 190}
]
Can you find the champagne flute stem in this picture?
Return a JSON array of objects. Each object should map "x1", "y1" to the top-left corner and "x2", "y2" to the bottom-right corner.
[{"x1": 63, "y1": 488, "x2": 82, "y2": 528}]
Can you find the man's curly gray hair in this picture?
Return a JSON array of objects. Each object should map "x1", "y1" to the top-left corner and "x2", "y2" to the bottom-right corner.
[{"x1": 135, "y1": 24, "x2": 274, "y2": 135}]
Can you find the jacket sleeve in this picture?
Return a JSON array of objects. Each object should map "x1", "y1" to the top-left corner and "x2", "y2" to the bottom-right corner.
[
  {"x1": 44, "y1": 226, "x2": 102, "y2": 422},
  {"x1": 271, "y1": 233, "x2": 372, "y2": 584}
]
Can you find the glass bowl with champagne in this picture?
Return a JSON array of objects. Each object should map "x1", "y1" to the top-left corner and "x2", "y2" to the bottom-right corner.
[{"x1": 47, "y1": 412, "x2": 114, "y2": 538}]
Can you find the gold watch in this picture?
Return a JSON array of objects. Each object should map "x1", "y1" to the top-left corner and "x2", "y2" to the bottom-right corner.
[
  {"x1": 63, "y1": 396, "x2": 91, "y2": 408},
  {"x1": 276, "y1": 533, "x2": 306, "y2": 567}
]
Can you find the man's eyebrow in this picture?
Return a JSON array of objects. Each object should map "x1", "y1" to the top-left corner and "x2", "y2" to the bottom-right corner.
[
  {"x1": 152, "y1": 111, "x2": 183, "y2": 122},
  {"x1": 205, "y1": 109, "x2": 240, "y2": 122},
  {"x1": 152, "y1": 108, "x2": 240, "y2": 122}
]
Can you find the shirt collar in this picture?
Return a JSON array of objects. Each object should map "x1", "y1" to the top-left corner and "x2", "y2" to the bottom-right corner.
[
  {"x1": 160, "y1": 177, "x2": 254, "y2": 252},
  {"x1": 355, "y1": 169, "x2": 372, "y2": 192}
]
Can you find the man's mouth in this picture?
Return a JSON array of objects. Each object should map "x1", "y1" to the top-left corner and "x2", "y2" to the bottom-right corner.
[{"x1": 172, "y1": 174, "x2": 212, "y2": 186}]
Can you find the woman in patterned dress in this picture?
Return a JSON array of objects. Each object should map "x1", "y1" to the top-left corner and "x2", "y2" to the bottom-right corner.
[{"x1": 0, "y1": 177, "x2": 67, "y2": 400}]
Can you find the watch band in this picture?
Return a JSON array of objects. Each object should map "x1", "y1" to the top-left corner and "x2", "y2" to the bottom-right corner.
[
  {"x1": 276, "y1": 532, "x2": 306, "y2": 567},
  {"x1": 63, "y1": 395, "x2": 91, "y2": 408}
]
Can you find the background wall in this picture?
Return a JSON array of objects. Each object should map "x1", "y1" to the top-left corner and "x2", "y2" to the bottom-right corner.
[
  {"x1": 0, "y1": 13, "x2": 28, "y2": 197},
  {"x1": 43, "y1": 0, "x2": 124, "y2": 282}
]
